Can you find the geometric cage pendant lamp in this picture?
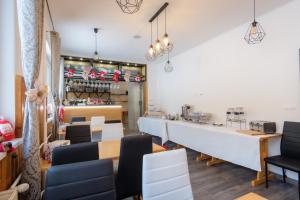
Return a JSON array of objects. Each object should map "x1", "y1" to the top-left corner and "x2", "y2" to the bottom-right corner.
[{"x1": 244, "y1": 0, "x2": 266, "y2": 44}]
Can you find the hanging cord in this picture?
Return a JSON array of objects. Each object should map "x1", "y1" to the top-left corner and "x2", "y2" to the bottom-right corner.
[
  {"x1": 253, "y1": 0, "x2": 256, "y2": 21},
  {"x1": 164, "y1": 8, "x2": 167, "y2": 34},
  {"x1": 156, "y1": 17, "x2": 159, "y2": 40},
  {"x1": 46, "y1": 0, "x2": 55, "y2": 31},
  {"x1": 150, "y1": 22, "x2": 153, "y2": 44},
  {"x1": 94, "y1": 28, "x2": 98, "y2": 54}
]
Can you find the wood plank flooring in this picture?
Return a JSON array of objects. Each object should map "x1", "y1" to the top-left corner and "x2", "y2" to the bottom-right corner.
[{"x1": 143, "y1": 133, "x2": 299, "y2": 200}]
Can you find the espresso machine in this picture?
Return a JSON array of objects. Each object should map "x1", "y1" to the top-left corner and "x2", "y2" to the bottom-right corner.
[{"x1": 181, "y1": 104, "x2": 192, "y2": 120}]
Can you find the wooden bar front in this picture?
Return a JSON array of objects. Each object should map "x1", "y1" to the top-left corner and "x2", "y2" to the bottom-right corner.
[{"x1": 63, "y1": 105, "x2": 123, "y2": 123}]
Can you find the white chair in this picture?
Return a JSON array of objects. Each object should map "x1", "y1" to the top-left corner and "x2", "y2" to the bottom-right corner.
[
  {"x1": 142, "y1": 149, "x2": 194, "y2": 200},
  {"x1": 101, "y1": 123, "x2": 124, "y2": 141},
  {"x1": 90, "y1": 116, "x2": 105, "y2": 142}
]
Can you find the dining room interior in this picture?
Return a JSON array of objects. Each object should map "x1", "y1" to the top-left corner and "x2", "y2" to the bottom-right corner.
[{"x1": 1, "y1": 0, "x2": 300, "y2": 200}]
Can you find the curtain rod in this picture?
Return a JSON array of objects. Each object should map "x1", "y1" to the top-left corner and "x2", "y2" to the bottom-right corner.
[
  {"x1": 148, "y1": 2, "x2": 169, "y2": 23},
  {"x1": 46, "y1": 0, "x2": 55, "y2": 31}
]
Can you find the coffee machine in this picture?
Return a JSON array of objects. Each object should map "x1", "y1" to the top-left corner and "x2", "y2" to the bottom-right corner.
[{"x1": 181, "y1": 105, "x2": 192, "y2": 120}]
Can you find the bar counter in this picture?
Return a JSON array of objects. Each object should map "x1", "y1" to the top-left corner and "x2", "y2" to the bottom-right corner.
[{"x1": 63, "y1": 105, "x2": 123, "y2": 123}]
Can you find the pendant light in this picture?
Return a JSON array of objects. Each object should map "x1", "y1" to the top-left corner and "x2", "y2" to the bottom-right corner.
[
  {"x1": 244, "y1": 0, "x2": 266, "y2": 44},
  {"x1": 162, "y1": 8, "x2": 173, "y2": 53},
  {"x1": 164, "y1": 50, "x2": 173, "y2": 72},
  {"x1": 93, "y1": 28, "x2": 100, "y2": 60},
  {"x1": 145, "y1": 22, "x2": 156, "y2": 61},
  {"x1": 155, "y1": 17, "x2": 163, "y2": 57},
  {"x1": 116, "y1": 0, "x2": 143, "y2": 14}
]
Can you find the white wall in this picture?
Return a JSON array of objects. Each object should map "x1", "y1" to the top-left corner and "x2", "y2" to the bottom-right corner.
[
  {"x1": 0, "y1": 0, "x2": 18, "y2": 123},
  {"x1": 148, "y1": 0, "x2": 300, "y2": 179},
  {"x1": 148, "y1": 0, "x2": 300, "y2": 131}
]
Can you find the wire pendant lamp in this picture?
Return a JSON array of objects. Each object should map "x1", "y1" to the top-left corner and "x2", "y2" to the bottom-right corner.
[
  {"x1": 93, "y1": 28, "x2": 100, "y2": 60},
  {"x1": 116, "y1": 0, "x2": 143, "y2": 14},
  {"x1": 162, "y1": 8, "x2": 173, "y2": 53},
  {"x1": 244, "y1": 0, "x2": 266, "y2": 44},
  {"x1": 145, "y1": 22, "x2": 156, "y2": 61},
  {"x1": 164, "y1": 51, "x2": 173, "y2": 72}
]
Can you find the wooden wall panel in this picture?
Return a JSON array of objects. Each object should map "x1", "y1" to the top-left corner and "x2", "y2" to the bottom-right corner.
[{"x1": 15, "y1": 75, "x2": 26, "y2": 138}]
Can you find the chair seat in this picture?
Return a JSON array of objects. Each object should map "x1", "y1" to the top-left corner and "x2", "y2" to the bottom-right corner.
[{"x1": 265, "y1": 155, "x2": 300, "y2": 172}]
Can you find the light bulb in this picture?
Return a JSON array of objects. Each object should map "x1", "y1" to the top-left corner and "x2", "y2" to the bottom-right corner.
[
  {"x1": 148, "y1": 45, "x2": 154, "y2": 56},
  {"x1": 250, "y1": 22, "x2": 258, "y2": 38},
  {"x1": 155, "y1": 39, "x2": 161, "y2": 52},
  {"x1": 164, "y1": 60, "x2": 173, "y2": 72},
  {"x1": 163, "y1": 33, "x2": 169, "y2": 47}
]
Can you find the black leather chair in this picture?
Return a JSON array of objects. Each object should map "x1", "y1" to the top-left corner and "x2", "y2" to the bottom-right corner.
[
  {"x1": 116, "y1": 135, "x2": 152, "y2": 200},
  {"x1": 52, "y1": 142, "x2": 99, "y2": 166},
  {"x1": 65, "y1": 125, "x2": 91, "y2": 144},
  {"x1": 265, "y1": 121, "x2": 300, "y2": 199},
  {"x1": 105, "y1": 120, "x2": 122, "y2": 124},
  {"x1": 71, "y1": 117, "x2": 86, "y2": 123},
  {"x1": 44, "y1": 159, "x2": 116, "y2": 200}
]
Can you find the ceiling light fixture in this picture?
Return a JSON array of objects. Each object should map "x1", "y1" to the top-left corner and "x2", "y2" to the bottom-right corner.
[
  {"x1": 244, "y1": 0, "x2": 266, "y2": 44},
  {"x1": 164, "y1": 50, "x2": 173, "y2": 73},
  {"x1": 162, "y1": 7, "x2": 173, "y2": 53},
  {"x1": 93, "y1": 28, "x2": 100, "y2": 60},
  {"x1": 145, "y1": 22, "x2": 156, "y2": 61},
  {"x1": 116, "y1": 0, "x2": 143, "y2": 14},
  {"x1": 155, "y1": 17, "x2": 163, "y2": 57},
  {"x1": 145, "y1": 2, "x2": 173, "y2": 62}
]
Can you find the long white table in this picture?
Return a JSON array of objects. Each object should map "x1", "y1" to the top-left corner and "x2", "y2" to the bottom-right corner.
[
  {"x1": 137, "y1": 117, "x2": 282, "y2": 186},
  {"x1": 137, "y1": 117, "x2": 168, "y2": 144}
]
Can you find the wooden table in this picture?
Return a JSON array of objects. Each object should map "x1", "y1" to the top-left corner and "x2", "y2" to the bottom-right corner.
[
  {"x1": 235, "y1": 192, "x2": 268, "y2": 200},
  {"x1": 40, "y1": 140, "x2": 166, "y2": 172},
  {"x1": 99, "y1": 140, "x2": 166, "y2": 160},
  {"x1": 237, "y1": 130, "x2": 282, "y2": 186}
]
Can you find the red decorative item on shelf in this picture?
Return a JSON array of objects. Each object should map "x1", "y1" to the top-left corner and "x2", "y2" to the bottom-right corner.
[
  {"x1": 0, "y1": 119, "x2": 15, "y2": 141},
  {"x1": 112, "y1": 70, "x2": 121, "y2": 82},
  {"x1": 98, "y1": 69, "x2": 107, "y2": 81},
  {"x1": 135, "y1": 75, "x2": 141, "y2": 82},
  {"x1": 65, "y1": 68, "x2": 75, "y2": 78},
  {"x1": 89, "y1": 70, "x2": 97, "y2": 79}
]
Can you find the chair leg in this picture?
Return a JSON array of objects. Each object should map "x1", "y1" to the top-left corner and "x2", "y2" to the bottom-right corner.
[
  {"x1": 265, "y1": 161, "x2": 269, "y2": 188},
  {"x1": 282, "y1": 168, "x2": 286, "y2": 183}
]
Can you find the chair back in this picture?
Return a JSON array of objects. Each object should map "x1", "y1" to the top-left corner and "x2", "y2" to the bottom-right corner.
[
  {"x1": 281, "y1": 121, "x2": 300, "y2": 159},
  {"x1": 142, "y1": 148, "x2": 193, "y2": 200},
  {"x1": 116, "y1": 135, "x2": 152, "y2": 200},
  {"x1": 52, "y1": 142, "x2": 99, "y2": 166},
  {"x1": 66, "y1": 125, "x2": 91, "y2": 144},
  {"x1": 105, "y1": 120, "x2": 122, "y2": 124},
  {"x1": 102, "y1": 123, "x2": 124, "y2": 141},
  {"x1": 44, "y1": 159, "x2": 116, "y2": 200},
  {"x1": 71, "y1": 117, "x2": 86, "y2": 123},
  {"x1": 91, "y1": 116, "x2": 105, "y2": 127}
]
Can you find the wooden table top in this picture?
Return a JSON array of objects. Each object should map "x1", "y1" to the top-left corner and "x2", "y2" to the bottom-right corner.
[
  {"x1": 40, "y1": 140, "x2": 166, "y2": 172},
  {"x1": 99, "y1": 140, "x2": 166, "y2": 160},
  {"x1": 235, "y1": 192, "x2": 268, "y2": 200},
  {"x1": 237, "y1": 130, "x2": 282, "y2": 141}
]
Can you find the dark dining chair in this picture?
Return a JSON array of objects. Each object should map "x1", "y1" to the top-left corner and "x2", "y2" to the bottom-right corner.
[
  {"x1": 105, "y1": 120, "x2": 122, "y2": 124},
  {"x1": 71, "y1": 116, "x2": 86, "y2": 123},
  {"x1": 265, "y1": 121, "x2": 300, "y2": 199},
  {"x1": 116, "y1": 135, "x2": 152, "y2": 200},
  {"x1": 44, "y1": 159, "x2": 116, "y2": 200},
  {"x1": 65, "y1": 125, "x2": 91, "y2": 144},
  {"x1": 52, "y1": 142, "x2": 99, "y2": 166}
]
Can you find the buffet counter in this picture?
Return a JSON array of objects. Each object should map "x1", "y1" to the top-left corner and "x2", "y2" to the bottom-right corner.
[{"x1": 63, "y1": 105, "x2": 123, "y2": 123}]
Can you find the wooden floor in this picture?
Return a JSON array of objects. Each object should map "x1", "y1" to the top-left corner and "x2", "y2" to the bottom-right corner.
[
  {"x1": 140, "y1": 133, "x2": 299, "y2": 200},
  {"x1": 186, "y1": 150, "x2": 298, "y2": 200}
]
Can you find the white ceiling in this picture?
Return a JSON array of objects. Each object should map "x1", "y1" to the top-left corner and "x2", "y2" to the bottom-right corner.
[{"x1": 48, "y1": 0, "x2": 292, "y2": 64}]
